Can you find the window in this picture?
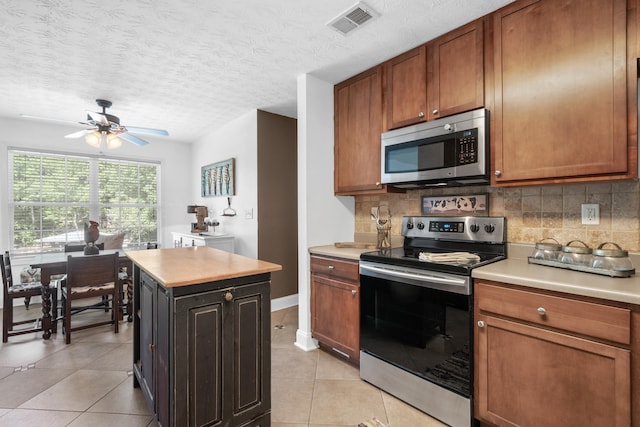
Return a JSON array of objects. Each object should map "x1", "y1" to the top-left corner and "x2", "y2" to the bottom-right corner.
[{"x1": 9, "y1": 149, "x2": 160, "y2": 254}]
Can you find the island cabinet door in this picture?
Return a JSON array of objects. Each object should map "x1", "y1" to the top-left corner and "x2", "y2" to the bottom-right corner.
[
  {"x1": 138, "y1": 273, "x2": 155, "y2": 410},
  {"x1": 173, "y1": 280, "x2": 271, "y2": 427}
]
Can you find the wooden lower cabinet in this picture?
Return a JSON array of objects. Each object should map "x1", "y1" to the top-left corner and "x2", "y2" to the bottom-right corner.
[
  {"x1": 133, "y1": 268, "x2": 271, "y2": 427},
  {"x1": 474, "y1": 280, "x2": 632, "y2": 427},
  {"x1": 310, "y1": 255, "x2": 360, "y2": 363}
]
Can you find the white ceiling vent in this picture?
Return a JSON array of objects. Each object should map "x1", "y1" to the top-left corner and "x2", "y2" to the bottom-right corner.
[{"x1": 327, "y1": 2, "x2": 379, "y2": 36}]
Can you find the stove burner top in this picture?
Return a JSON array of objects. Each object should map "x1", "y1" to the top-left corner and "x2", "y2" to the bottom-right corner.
[
  {"x1": 360, "y1": 247, "x2": 504, "y2": 275},
  {"x1": 360, "y1": 216, "x2": 507, "y2": 276}
]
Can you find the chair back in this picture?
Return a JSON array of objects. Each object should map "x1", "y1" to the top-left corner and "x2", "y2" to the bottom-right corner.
[
  {"x1": 1, "y1": 251, "x2": 12, "y2": 299},
  {"x1": 66, "y1": 252, "x2": 119, "y2": 289},
  {"x1": 64, "y1": 243, "x2": 104, "y2": 252}
]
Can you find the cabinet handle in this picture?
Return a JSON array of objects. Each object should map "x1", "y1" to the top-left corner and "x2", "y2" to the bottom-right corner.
[
  {"x1": 149, "y1": 344, "x2": 155, "y2": 351},
  {"x1": 328, "y1": 265, "x2": 334, "y2": 270},
  {"x1": 537, "y1": 307, "x2": 546, "y2": 316},
  {"x1": 418, "y1": 111, "x2": 425, "y2": 118},
  {"x1": 351, "y1": 290, "x2": 357, "y2": 296},
  {"x1": 432, "y1": 109, "x2": 438, "y2": 115},
  {"x1": 224, "y1": 291, "x2": 233, "y2": 302},
  {"x1": 477, "y1": 320, "x2": 485, "y2": 328},
  {"x1": 494, "y1": 170, "x2": 502, "y2": 177},
  {"x1": 375, "y1": 182, "x2": 381, "y2": 186}
]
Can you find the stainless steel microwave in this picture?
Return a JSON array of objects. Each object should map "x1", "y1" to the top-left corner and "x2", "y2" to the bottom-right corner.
[{"x1": 381, "y1": 108, "x2": 489, "y2": 188}]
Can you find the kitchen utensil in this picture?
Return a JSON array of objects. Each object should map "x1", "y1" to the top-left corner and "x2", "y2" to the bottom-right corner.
[{"x1": 222, "y1": 197, "x2": 236, "y2": 217}]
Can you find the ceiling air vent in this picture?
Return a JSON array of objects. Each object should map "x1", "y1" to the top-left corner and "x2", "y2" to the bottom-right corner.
[{"x1": 327, "y1": 2, "x2": 379, "y2": 36}]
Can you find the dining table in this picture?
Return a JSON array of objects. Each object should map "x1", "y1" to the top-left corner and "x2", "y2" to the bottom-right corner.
[{"x1": 30, "y1": 249, "x2": 133, "y2": 339}]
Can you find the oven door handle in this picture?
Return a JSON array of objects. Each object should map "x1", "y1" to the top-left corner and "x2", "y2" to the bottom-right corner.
[{"x1": 359, "y1": 263, "x2": 470, "y2": 294}]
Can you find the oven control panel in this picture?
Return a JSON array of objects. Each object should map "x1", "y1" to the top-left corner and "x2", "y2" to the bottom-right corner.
[{"x1": 402, "y1": 216, "x2": 506, "y2": 243}]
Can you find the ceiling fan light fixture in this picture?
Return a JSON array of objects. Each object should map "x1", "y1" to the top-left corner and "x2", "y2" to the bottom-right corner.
[
  {"x1": 106, "y1": 133, "x2": 123, "y2": 149},
  {"x1": 85, "y1": 131, "x2": 102, "y2": 148}
]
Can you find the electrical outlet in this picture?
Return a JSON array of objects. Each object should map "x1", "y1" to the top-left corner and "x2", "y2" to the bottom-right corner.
[{"x1": 581, "y1": 204, "x2": 599, "y2": 225}]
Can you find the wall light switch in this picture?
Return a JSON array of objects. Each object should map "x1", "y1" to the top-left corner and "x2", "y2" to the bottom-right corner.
[{"x1": 581, "y1": 204, "x2": 599, "y2": 225}]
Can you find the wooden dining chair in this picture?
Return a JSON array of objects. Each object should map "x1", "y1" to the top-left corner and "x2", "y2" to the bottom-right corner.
[
  {"x1": 62, "y1": 252, "x2": 120, "y2": 344},
  {"x1": 2, "y1": 251, "x2": 56, "y2": 342}
]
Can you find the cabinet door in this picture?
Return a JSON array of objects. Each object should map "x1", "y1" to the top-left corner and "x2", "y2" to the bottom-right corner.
[
  {"x1": 475, "y1": 314, "x2": 631, "y2": 427},
  {"x1": 174, "y1": 281, "x2": 270, "y2": 427},
  {"x1": 385, "y1": 45, "x2": 428, "y2": 130},
  {"x1": 492, "y1": 0, "x2": 629, "y2": 184},
  {"x1": 429, "y1": 20, "x2": 484, "y2": 120},
  {"x1": 139, "y1": 273, "x2": 155, "y2": 408},
  {"x1": 310, "y1": 274, "x2": 360, "y2": 362},
  {"x1": 155, "y1": 286, "x2": 170, "y2": 427},
  {"x1": 334, "y1": 66, "x2": 386, "y2": 195}
]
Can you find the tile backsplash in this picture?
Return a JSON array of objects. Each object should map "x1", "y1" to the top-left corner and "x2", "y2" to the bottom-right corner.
[{"x1": 354, "y1": 180, "x2": 640, "y2": 251}]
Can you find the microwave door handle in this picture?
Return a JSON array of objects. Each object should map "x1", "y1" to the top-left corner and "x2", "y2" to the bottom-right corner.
[{"x1": 360, "y1": 264, "x2": 467, "y2": 287}]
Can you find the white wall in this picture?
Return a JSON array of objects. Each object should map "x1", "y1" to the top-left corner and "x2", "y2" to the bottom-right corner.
[
  {"x1": 0, "y1": 117, "x2": 192, "y2": 307},
  {"x1": 295, "y1": 74, "x2": 355, "y2": 351},
  {"x1": 190, "y1": 111, "x2": 259, "y2": 258}
]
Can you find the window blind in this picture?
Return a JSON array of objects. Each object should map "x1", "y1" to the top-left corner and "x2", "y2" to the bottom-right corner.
[{"x1": 9, "y1": 150, "x2": 160, "y2": 254}]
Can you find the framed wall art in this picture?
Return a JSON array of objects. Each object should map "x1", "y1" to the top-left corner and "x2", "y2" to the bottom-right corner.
[
  {"x1": 202, "y1": 158, "x2": 235, "y2": 197},
  {"x1": 421, "y1": 193, "x2": 488, "y2": 216}
]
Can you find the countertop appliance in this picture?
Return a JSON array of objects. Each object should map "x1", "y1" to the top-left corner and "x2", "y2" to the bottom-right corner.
[
  {"x1": 381, "y1": 108, "x2": 488, "y2": 188},
  {"x1": 359, "y1": 215, "x2": 506, "y2": 427}
]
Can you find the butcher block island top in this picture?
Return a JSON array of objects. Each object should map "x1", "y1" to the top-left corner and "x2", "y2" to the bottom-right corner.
[{"x1": 126, "y1": 246, "x2": 282, "y2": 287}]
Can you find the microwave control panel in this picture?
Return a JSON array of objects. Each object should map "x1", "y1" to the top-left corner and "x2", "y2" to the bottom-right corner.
[{"x1": 456, "y1": 129, "x2": 478, "y2": 165}]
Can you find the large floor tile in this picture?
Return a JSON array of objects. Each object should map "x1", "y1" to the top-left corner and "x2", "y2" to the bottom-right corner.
[
  {"x1": 309, "y1": 379, "x2": 388, "y2": 426},
  {"x1": 0, "y1": 367, "x2": 75, "y2": 408},
  {"x1": 35, "y1": 341, "x2": 122, "y2": 370},
  {"x1": 382, "y1": 391, "x2": 447, "y2": 426},
  {"x1": 0, "y1": 337, "x2": 66, "y2": 368},
  {"x1": 271, "y1": 377, "x2": 314, "y2": 424},
  {"x1": 315, "y1": 350, "x2": 360, "y2": 381},
  {"x1": 272, "y1": 346, "x2": 318, "y2": 380},
  {"x1": 67, "y1": 412, "x2": 153, "y2": 426},
  {"x1": 19, "y1": 369, "x2": 128, "y2": 412},
  {"x1": 0, "y1": 408, "x2": 81, "y2": 426},
  {"x1": 88, "y1": 376, "x2": 151, "y2": 415}
]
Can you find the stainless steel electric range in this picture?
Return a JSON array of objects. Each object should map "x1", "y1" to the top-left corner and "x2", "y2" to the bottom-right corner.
[{"x1": 359, "y1": 216, "x2": 507, "y2": 427}]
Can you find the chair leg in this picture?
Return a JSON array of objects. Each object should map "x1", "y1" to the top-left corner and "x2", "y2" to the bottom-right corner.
[
  {"x1": 64, "y1": 294, "x2": 71, "y2": 344},
  {"x1": 24, "y1": 296, "x2": 31, "y2": 310},
  {"x1": 2, "y1": 298, "x2": 10, "y2": 342}
]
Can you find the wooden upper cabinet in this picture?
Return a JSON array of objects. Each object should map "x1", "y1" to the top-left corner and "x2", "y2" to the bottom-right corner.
[
  {"x1": 492, "y1": 0, "x2": 635, "y2": 185},
  {"x1": 335, "y1": 66, "x2": 399, "y2": 195},
  {"x1": 385, "y1": 45, "x2": 428, "y2": 130},
  {"x1": 428, "y1": 20, "x2": 484, "y2": 121}
]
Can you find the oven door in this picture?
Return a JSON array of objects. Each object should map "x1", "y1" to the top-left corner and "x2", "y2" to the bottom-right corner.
[{"x1": 359, "y1": 261, "x2": 473, "y2": 398}]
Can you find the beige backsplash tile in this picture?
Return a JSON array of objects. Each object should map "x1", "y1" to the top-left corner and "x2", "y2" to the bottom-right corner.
[{"x1": 355, "y1": 181, "x2": 640, "y2": 251}]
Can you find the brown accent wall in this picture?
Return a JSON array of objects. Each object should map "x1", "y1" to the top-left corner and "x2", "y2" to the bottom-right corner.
[
  {"x1": 355, "y1": 181, "x2": 640, "y2": 251},
  {"x1": 257, "y1": 110, "x2": 298, "y2": 299}
]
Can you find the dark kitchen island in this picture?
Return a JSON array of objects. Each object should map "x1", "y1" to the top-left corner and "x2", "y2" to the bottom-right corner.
[{"x1": 126, "y1": 246, "x2": 281, "y2": 427}]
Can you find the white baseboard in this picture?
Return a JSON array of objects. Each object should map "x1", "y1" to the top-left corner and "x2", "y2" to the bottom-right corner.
[{"x1": 271, "y1": 293, "x2": 298, "y2": 312}]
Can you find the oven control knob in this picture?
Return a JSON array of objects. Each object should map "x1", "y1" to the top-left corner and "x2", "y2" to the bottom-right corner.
[
  {"x1": 406, "y1": 221, "x2": 414, "y2": 230},
  {"x1": 444, "y1": 123, "x2": 453, "y2": 132},
  {"x1": 484, "y1": 224, "x2": 495, "y2": 233},
  {"x1": 470, "y1": 224, "x2": 480, "y2": 233},
  {"x1": 417, "y1": 222, "x2": 425, "y2": 230}
]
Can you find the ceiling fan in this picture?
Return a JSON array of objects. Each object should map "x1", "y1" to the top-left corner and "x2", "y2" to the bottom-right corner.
[{"x1": 30, "y1": 99, "x2": 169, "y2": 149}]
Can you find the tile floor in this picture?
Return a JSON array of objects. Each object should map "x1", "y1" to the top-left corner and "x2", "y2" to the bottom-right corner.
[{"x1": 0, "y1": 303, "x2": 445, "y2": 427}]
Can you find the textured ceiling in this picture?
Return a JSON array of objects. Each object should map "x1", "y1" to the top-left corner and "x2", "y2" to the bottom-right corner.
[{"x1": 0, "y1": 0, "x2": 514, "y2": 143}]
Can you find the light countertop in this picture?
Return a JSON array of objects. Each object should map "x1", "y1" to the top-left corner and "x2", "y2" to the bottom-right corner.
[
  {"x1": 473, "y1": 248, "x2": 640, "y2": 306},
  {"x1": 309, "y1": 244, "x2": 378, "y2": 261},
  {"x1": 126, "y1": 246, "x2": 281, "y2": 288}
]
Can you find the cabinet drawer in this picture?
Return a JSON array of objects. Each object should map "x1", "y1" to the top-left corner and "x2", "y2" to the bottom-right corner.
[
  {"x1": 310, "y1": 256, "x2": 359, "y2": 283},
  {"x1": 476, "y1": 282, "x2": 631, "y2": 345}
]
